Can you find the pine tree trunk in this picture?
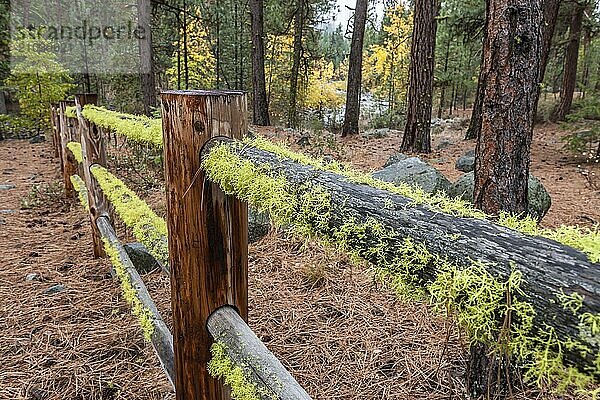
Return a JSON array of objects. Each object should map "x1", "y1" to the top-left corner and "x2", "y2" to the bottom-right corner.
[
  {"x1": 401, "y1": 0, "x2": 439, "y2": 153},
  {"x1": 137, "y1": 0, "x2": 156, "y2": 115},
  {"x1": 288, "y1": 1, "x2": 305, "y2": 129},
  {"x1": 250, "y1": 0, "x2": 270, "y2": 126},
  {"x1": 341, "y1": 0, "x2": 369, "y2": 137},
  {"x1": 551, "y1": 3, "x2": 584, "y2": 122},
  {"x1": 539, "y1": 0, "x2": 561, "y2": 83},
  {"x1": 437, "y1": 34, "x2": 451, "y2": 119},
  {"x1": 465, "y1": 48, "x2": 485, "y2": 140},
  {"x1": 474, "y1": 0, "x2": 543, "y2": 218}
]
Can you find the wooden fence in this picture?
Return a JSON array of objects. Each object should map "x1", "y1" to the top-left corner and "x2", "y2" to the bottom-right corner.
[
  {"x1": 50, "y1": 90, "x2": 312, "y2": 400},
  {"x1": 49, "y1": 90, "x2": 599, "y2": 399}
]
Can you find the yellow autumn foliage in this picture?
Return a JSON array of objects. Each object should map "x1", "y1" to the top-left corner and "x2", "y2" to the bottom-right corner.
[{"x1": 363, "y1": 4, "x2": 412, "y2": 109}]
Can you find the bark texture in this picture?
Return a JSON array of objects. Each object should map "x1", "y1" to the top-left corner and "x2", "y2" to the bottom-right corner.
[
  {"x1": 474, "y1": 0, "x2": 543, "y2": 217},
  {"x1": 250, "y1": 0, "x2": 271, "y2": 126},
  {"x1": 551, "y1": 3, "x2": 584, "y2": 122},
  {"x1": 341, "y1": 0, "x2": 369, "y2": 137},
  {"x1": 539, "y1": 0, "x2": 561, "y2": 83},
  {"x1": 401, "y1": 0, "x2": 439, "y2": 153},
  {"x1": 161, "y1": 91, "x2": 248, "y2": 400},
  {"x1": 202, "y1": 138, "x2": 600, "y2": 376}
]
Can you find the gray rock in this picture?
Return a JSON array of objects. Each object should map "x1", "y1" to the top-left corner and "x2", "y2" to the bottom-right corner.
[
  {"x1": 26, "y1": 273, "x2": 40, "y2": 281},
  {"x1": 124, "y1": 242, "x2": 162, "y2": 274},
  {"x1": 44, "y1": 284, "x2": 66, "y2": 294},
  {"x1": 436, "y1": 139, "x2": 454, "y2": 150},
  {"x1": 296, "y1": 134, "x2": 310, "y2": 147},
  {"x1": 0, "y1": 209, "x2": 16, "y2": 214},
  {"x1": 448, "y1": 172, "x2": 552, "y2": 220},
  {"x1": 431, "y1": 158, "x2": 449, "y2": 165},
  {"x1": 361, "y1": 128, "x2": 390, "y2": 139},
  {"x1": 455, "y1": 155, "x2": 475, "y2": 172},
  {"x1": 29, "y1": 135, "x2": 45, "y2": 144},
  {"x1": 249, "y1": 206, "x2": 271, "y2": 243},
  {"x1": 383, "y1": 153, "x2": 409, "y2": 168},
  {"x1": 0, "y1": 183, "x2": 15, "y2": 190},
  {"x1": 373, "y1": 157, "x2": 452, "y2": 194}
]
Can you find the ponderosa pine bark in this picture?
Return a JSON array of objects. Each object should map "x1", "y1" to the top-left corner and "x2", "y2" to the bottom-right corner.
[
  {"x1": 341, "y1": 0, "x2": 369, "y2": 137},
  {"x1": 250, "y1": 0, "x2": 270, "y2": 126},
  {"x1": 464, "y1": 63, "x2": 484, "y2": 140},
  {"x1": 551, "y1": 2, "x2": 584, "y2": 121},
  {"x1": 401, "y1": 0, "x2": 440, "y2": 153},
  {"x1": 540, "y1": 0, "x2": 562, "y2": 82},
  {"x1": 474, "y1": 0, "x2": 543, "y2": 218}
]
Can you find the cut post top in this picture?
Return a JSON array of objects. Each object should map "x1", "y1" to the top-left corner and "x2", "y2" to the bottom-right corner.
[{"x1": 161, "y1": 89, "x2": 246, "y2": 97}]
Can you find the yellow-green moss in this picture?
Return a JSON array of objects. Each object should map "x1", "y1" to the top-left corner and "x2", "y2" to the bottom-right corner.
[
  {"x1": 207, "y1": 343, "x2": 263, "y2": 400},
  {"x1": 102, "y1": 238, "x2": 155, "y2": 341},
  {"x1": 65, "y1": 106, "x2": 77, "y2": 119},
  {"x1": 497, "y1": 212, "x2": 600, "y2": 263},
  {"x1": 81, "y1": 105, "x2": 162, "y2": 149},
  {"x1": 90, "y1": 165, "x2": 169, "y2": 267},
  {"x1": 66, "y1": 141, "x2": 83, "y2": 163},
  {"x1": 202, "y1": 142, "x2": 599, "y2": 394},
  {"x1": 247, "y1": 136, "x2": 600, "y2": 263},
  {"x1": 70, "y1": 174, "x2": 89, "y2": 210}
]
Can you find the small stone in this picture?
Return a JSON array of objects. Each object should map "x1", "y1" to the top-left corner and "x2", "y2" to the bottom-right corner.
[
  {"x1": 29, "y1": 135, "x2": 45, "y2": 144},
  {"x1": 44, "y1": 284, "x2": 66, "y2": 294},
  {"x1": 0, "y1": 183, "x2": 15, "y2": 190},
  {"x1": 124, "y1": 242, "x2": 163, "y2": 274},
  {"x1": 361, "y1": 128, "x2": 390, "y2": 139},
  {"x1": 436, "y1": 139, "x2": 454, "y2": 150},
  {"x1": 249, "y1": 206, "x2": 271, "y2": 243},
  {"x1": 0, "y1": 209, "x2": 16, "y2": 214},
  {"x1": 383, "y1": 153, "x2": 409, "y2": 168},
  {"x1": 26, "y1": 273, "x2": 40, "y2": 281},
  {"x1": 373, "y1": 157, "x2": 452, "y2": 194},
  {"x1": 448, "y1": 172, "x2": 552, "y2": 220},
  {"x1": 296, "y1": 134, "x2": 310, "y2": 147},
  {"x1": 455, "y1": 155, "x2": 475, "y2": 173}
]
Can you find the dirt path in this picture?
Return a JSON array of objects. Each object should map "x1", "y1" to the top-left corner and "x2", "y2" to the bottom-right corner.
[{"x1": 0, "y1": 140, "x2": 172, "y2": 399}]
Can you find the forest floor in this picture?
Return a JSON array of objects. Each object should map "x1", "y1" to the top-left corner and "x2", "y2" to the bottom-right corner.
[{"x1": 0, "y1": 120, "x2": 597, "y2": 399}]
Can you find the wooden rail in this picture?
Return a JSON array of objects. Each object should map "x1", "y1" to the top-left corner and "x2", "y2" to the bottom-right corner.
[
  {"x1": 51, "y1": 92, "x2": 311, "y2": 400},
  {"x1": 96, "y1": 216, "x2": 175, "y2": 387},
  {"x1": 207, "y1": 306, "x2": 312, "y2": 400}
]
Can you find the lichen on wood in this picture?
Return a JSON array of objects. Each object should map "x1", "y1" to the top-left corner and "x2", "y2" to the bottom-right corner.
[
  {"x1": 66, "y1": 141, "x2": 83, "y2": 163},
  {"x1": 201, "y1": 139, "x2": 599, "y2": 394},
  {"x1": 90, "y1": 165, "x2": 169, "y2": 269}
]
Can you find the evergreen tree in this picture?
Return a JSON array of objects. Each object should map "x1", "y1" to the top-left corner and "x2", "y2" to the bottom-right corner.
[{"x1": 401, "y1": 0, "x2": 440, "y2": 153}]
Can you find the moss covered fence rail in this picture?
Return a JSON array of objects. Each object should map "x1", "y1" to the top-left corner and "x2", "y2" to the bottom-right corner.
[
  {"x1": 197, "y1": 135, "x2": 600, "y2": 395},
  {"x1": 51, "y1": 91, "x2": 313, "y2": 400}
]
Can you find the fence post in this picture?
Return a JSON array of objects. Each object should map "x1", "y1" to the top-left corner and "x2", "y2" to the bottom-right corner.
[
  {"x1": 161, "y1": 90, "x2": 249, "y2": 400},
  {"x1": 50, "y1": 104, "x2": 61, "y2": 160},
  {"x1": 58, "y1": 100, "x2": 76, "y2": 198},
  {"x1": 74, "y1": 93, "x2": 110, "y2": 258}
]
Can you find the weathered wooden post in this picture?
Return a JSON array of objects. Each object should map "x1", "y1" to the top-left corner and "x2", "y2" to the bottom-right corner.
[
  {"x1": 74, "y1": 93, "x2": 110, "y2": 258},
  {"x1": 58, "y1": 100, "x2": 77, "y2": 198},
  {"x1": 50, "y1": 104, "x2": 61, "y2": 160},
  {"x1": 161, "y1": 90, "x2": 249, "y2": 400}
]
